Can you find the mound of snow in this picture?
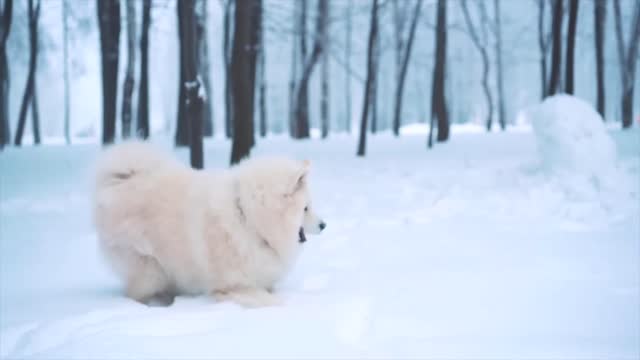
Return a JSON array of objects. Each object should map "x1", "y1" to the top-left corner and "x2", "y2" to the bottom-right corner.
[
  {"x1": 523, "y1": 95, "x2": 638, "y2": 216},
  {"x1": 525, "y1": 95, "x2": 616, "y2": 178}
]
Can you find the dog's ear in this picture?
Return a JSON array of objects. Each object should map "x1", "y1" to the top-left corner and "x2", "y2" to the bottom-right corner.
[{"x1": 290, "y1": 160, "x2": 311, "y2": 194}]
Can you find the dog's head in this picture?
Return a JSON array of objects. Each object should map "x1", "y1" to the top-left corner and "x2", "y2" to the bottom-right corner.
[
  {"x1": 294, "y1": 160, "x2": 326, "y2": 242},
  {"x1": 233, "y1": 157, "x2": 325, "y2": 254}
]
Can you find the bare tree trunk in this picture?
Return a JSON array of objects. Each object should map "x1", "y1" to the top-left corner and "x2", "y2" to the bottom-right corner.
[
  {"x1": 300, "y1": 0, "x2": 307, "y2": 67},
  {"x1": 247, "y1": 0, "x2": 260, "y2": 149},
  {"x1": 258, "y1": 6, "x2": 267, "y2": 138},
  {"x1": 293, "y1": 0, "x2": 327, "y2": 139},
  {"x1": 197, "y1": 0, "x2": 213, "y2": 137},
  {"x1": 137, "y1": 0, "x2": 151, "y2": 138},
  {"x1": 594, "y1": 0, "x2": 606, "y2": 118},
  {"x1": 121, "y1": 0, "x2": 135, "y2": 139},
  {"x1": 178, "y1": 0, "x2": 204, "y2": 168},
  {"x1": 392, "y1": 0, "x2": 407, "y2": 136},
  {"x1": 369, "y1": 30, "x2": 379, "y2": 134},
  {"x1": 624, "y1": 2, "x2": 640, "y2": 129},
  {"x1": 345, "y1": 0, "x2": 352, "y2": 133},
  {"x1": 300, "y1": 0, "x2": 307, "y2": 136},
  {"x1": 613, "y1": 0, "x2": 640, "y2": 128},
  {"x1": 0, "y1": 0, "x2": 12, "y2": 149},
  {"x1": 547, "y1": 0, "x2": 563, "y2": 97},
  {"x1": 223, "y1": 0, "x2": 233, "y2": 138},
  {"x1": 479, "y1": 1, "x2": 493, "y2": 131},
  {"x1": 494, "y1": 0, "x2": 506, "y2": 130},
  {"x1": 258, "y1": 51, "x2": 266, "y2": 137},
  {"x1": 62, "y1": 0, "x2": 70, "y2": 143},
  {"x1": 356, "y1": 0, "x2": 378, "y2": 157},
  {"x1": 289, "y1": 0, "x2": 298, "y2": 137},
  {"x1": 392, "y1": 0, "x2": 422, "y2": 137},
  {"x1": 537, "y1": 0, "x2": 551, "y2": 99},
  {"x1": 294, "y1": 0, "x2": 310, "y2": 139},
  {"x1": 175, "y1": 3, "x2": 189, "y2": 146},
  {"x1": 31, "y1": 79, "x2": 40, "y2": 144},
  {"x1": 320, "y1": 3, "x2": 329, "y2": 139},
  {"x1": 392, "y1": 0, "x2": 406, "y2": 90},
  {"x1": 14, "y1": 0, "x2": 40, "y2": 146},
  {"x1": 230, "y1": 0, "x2": 260, "y2": 164},
  {"x1": 565, "y1": 0, "x2": 578, "y2": 94},
  {"x1": 97, "y1": 0, "x2": 120, "y2": 145},
  {"x1": 429, "y1": 0, "x2": 449, "y2": 147},
  {"x1": 461, "y1": 0, "x2": 493, "y2": 131},
  {"x1": 613, "y1": 0, "x2": 626, "y2": 123}
]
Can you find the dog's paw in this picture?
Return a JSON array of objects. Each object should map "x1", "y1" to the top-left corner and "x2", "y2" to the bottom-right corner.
[
  {"x1": 214, "y1": 288, "x2": 284, "y2": 308},
  {"x1": 252, "y1": 292, "x2": 284, "y2": 307},
  {"x1": 146, "y1": 292, "x2": 175, "y2": 307}
]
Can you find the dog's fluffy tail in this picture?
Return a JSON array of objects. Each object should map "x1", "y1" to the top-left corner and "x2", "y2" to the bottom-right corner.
[{"x1": 94, "y1": 141, "x2": 174, "y2": 189}]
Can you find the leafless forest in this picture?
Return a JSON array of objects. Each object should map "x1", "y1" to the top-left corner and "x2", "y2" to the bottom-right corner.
[{"x1": 0, "y1": 0, "x2": 638, "y2": 166}]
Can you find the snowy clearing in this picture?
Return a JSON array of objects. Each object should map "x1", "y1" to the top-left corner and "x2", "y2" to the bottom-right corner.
[{"x1": 1, "y1": 129, "x2": 639, "y2": 359}]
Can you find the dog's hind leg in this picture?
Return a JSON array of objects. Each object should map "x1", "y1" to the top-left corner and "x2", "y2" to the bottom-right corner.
[
  {"x1": 213, "y1": 287, "x2": 283, "y2": 308},
  {"x1": 125, "y1": 254, "x2": 173, "y2": 306},
  {"x1": 102, "y1": 243, "x2": 172, "y2": 305}
]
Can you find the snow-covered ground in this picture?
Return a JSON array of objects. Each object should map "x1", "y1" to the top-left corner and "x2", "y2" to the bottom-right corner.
[{"x1": 1, "y1": 128, "x2": 639, "y2": 359}]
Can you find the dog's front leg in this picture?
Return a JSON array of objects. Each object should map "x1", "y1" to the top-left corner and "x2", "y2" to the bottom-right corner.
[{"x1": 213, "y1": 287, "x2": 283, "y2": 308}]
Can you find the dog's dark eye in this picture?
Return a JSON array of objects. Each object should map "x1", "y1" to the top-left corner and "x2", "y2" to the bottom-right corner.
[{"x1": 304, "y1": 206, "x2": 308, "y2": 212}]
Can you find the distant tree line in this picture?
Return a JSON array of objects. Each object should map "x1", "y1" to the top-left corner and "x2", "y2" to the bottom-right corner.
[{"x1": 0, "y1": 0, "x2": 638, "y2": 163}]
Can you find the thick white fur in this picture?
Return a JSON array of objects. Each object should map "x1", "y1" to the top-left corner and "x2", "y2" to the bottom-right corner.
[{"x1": 92, "y1": 141, "x2": 324, "y2": 307}]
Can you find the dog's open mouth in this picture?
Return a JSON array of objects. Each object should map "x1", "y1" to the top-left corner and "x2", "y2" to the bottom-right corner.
[{"x1": 298, "y1": 227, "x2": 307, "y2": 243}]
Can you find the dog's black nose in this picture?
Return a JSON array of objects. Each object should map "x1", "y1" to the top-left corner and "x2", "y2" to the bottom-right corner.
[{"x1": 319, "y1": 222, "x2": 326, "y2": 231}]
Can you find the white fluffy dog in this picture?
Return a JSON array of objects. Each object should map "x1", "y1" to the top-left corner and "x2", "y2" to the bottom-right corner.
[{"x1": 92, "y1": 141, "x2": 325, "y2": 307}]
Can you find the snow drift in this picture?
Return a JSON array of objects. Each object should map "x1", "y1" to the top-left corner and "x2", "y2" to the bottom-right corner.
[
  {"x1": 526, "y1": 95, "x2": 616, "y2": 179},
  {"x1": 523, "y1": 94, "x2": 636, "y2": 208}
]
